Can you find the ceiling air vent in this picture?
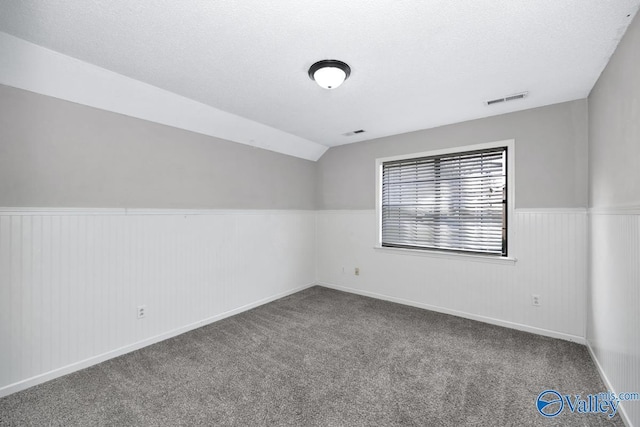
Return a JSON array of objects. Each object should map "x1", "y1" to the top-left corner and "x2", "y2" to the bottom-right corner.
[
  {"x1": 485, "y1": 91, "x2": 528, "y2": 106},
  {"x1": 342, "y1": 129, "x2": 366, "y2": 137}
]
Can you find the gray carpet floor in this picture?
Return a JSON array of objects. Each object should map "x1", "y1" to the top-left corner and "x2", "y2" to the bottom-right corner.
[{"x1": 0, "y1": 286, "x2": 622, "y2": 426}]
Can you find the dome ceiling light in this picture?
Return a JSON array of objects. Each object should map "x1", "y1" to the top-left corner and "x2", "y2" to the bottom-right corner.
[{"x1": 308, "y1": 60, "x2": 351, "y2": 90}]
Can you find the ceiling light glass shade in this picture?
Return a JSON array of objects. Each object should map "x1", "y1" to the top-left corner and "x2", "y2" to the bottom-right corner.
[
  {"x1": 313, "y1": 67, "x2": 346, "y2": 89},
  {"x1": 308, "y1": 60, "x2": 351, "y2": 89}
]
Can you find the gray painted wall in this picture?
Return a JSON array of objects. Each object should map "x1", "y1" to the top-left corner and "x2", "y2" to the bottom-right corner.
[
  {"x1": 316, "y1": 100, "x2": 588, "y2": 209},
  {"x1": 0, "y1": 85, "x2": 316, "y2": 209},
  {"x1": 589, "y1": 12, "x2": 640, "y2": 208},
  {"x1": 0, "y1": 85, "x2": 591, "y2": 211},
  {"x1": 586, "y1": 12, "x2": 640, "y2": 427}
]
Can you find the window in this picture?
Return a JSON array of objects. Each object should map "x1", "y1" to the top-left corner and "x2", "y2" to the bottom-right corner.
[{"x1": 377, "y1": 140, "x2": 514, "y2": 257}]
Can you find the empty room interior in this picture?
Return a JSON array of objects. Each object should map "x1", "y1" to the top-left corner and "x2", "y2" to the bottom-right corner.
[{"x1": 1, "y1": 1, "x2": 639, "y2": 426}]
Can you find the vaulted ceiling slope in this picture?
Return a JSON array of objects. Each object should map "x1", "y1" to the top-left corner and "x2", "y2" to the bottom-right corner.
[{"x1": 1, "y1": 1, "x2": 638, "y2": 161}]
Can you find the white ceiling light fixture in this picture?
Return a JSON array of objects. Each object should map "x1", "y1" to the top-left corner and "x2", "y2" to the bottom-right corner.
[{"x1": 308, "y1": 60, "x2": 351, "y2": 89}]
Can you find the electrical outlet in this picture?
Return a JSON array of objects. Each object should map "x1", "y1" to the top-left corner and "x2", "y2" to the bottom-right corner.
[
  {"x1": 531, "y1": 294, "x2": 541, "y2": 307},
  {"x1": 355, "y1": 267, "x2": 360, "y2": 276},
  {"x1": 137, "y1": 305, "x2": 146, "y2": 319}
]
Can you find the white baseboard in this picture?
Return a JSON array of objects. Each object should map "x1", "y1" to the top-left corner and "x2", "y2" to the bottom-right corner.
[
  {"x1": 587, "y1": 341, "x2": 633, "y2": 427},
  {"x1": 0, "y1": 282, "x2": 316, "y2": 399},
  {"x1": 317, "y1": 281, "x2": 586, "y2": 344}
]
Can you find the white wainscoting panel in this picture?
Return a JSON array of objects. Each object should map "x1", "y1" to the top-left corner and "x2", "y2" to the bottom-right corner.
[
  {"x1": 588, "y1": 209, "x2": 640, "y2": 427},
  {"x1": 316, "y1": 209, "x2": 587, "y2": 342},
  {"x1": 0, "y1": 209, "x2": 316, "y2": 397}
]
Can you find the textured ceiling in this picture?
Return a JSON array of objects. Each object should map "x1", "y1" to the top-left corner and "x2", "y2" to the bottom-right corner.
[{"x1": 0, "y1": 1, "x2": 639, "y2": 155}]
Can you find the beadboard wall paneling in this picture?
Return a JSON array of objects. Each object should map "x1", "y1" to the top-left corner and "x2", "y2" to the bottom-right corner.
[
  {"x1": 0, "y1": 209, "x2": 316, "y2": 397},
  {"x1": 316, "y1": 209, "x2": 587, "y2": 341},
  {"x1": 588, "y1": 209, "x2": 640, "y2": 427}
]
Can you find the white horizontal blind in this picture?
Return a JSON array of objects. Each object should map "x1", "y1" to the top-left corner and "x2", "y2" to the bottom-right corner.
[{"x1": 381, "y1": 147, "x2": 507, "y2": 255}]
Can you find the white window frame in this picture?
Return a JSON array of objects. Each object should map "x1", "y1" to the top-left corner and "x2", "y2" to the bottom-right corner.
[{"x1": 375, "y1": 139, "x2": 516, "y2": 263}]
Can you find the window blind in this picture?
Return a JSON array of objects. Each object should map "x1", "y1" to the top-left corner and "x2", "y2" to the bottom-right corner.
[{"x1": 381, "y1": 147, "x2": 507, "y2": 255}]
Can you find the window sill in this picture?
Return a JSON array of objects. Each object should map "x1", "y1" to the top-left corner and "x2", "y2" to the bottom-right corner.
[{"x1": 373, "y1": 245, "x2": 517, "y2": 265}]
